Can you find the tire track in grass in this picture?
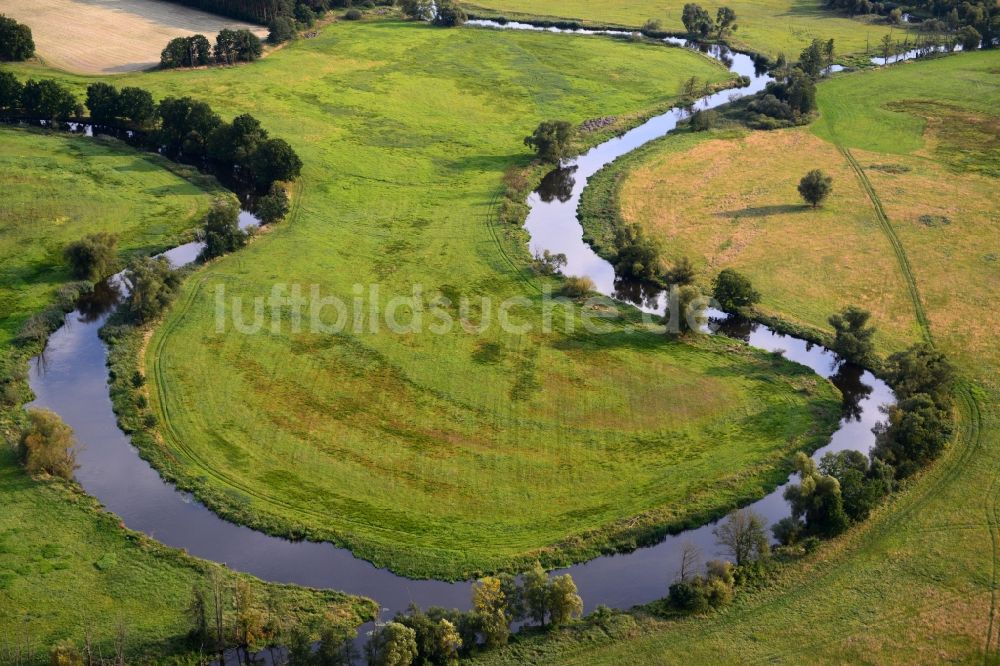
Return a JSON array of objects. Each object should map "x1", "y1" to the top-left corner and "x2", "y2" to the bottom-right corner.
[{"x1": 837, "y1": 145, "x2": 932, "y2": 344}]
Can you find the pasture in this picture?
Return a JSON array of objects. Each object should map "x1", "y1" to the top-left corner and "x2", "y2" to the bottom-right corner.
[
  {"x1": 464, "y1": 0, "x2": 913, "y2": 58},
  {"x1": 541, "y1": 50, "x2": 1000, "y2": 663},
  {"x1": 3, "y1": 0, "x2": 266, "y2": 74},
  {"x1": 1, "y1": 21, "x2": 844, "y2": 580},
  {"x1": 0, "y1": 128, "x2": 222, "y2": 345},
  {"x1": 0, "y1": 129, "x2": 372, "y2": 661}
]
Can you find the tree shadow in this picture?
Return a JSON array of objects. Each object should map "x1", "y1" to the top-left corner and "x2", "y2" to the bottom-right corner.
[{"x1": 715, "y1": 204, "x2": 810, "y2": 219}]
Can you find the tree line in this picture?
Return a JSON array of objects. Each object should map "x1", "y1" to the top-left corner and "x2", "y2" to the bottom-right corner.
[
  {"x1": 0, "y1": 74, "x2": 302, "y2": 192},
  {"x1": 826, "y1": 0, "x2": 996, "y2": 49}
]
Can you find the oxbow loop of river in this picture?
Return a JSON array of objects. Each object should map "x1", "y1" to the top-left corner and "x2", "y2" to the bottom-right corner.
[{"x1": 25, "y1": 22, "x2": 907, "y2": 644}]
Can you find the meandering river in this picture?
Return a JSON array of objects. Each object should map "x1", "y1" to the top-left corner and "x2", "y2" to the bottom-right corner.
[{"x1": 27, "y1": 24, "x2": 898, "y2": 635}]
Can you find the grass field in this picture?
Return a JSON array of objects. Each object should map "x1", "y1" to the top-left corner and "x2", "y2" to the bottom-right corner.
[
  {"x1": 527, "y1": 50, "x2": 1000, "y2": 663},
  {"x1": 1, "y1": 21, "x2": 845, "y2": 579},
  {"x1": 465, "y1": 0, "x2": 913, "y2": 58},
  {"x1": 0, "y1": 127, "x2": 224, "y2": 346},
  {"x1": 4, "y1": 0, "x2": 267, "y2": 74},
  {"x1": 0, "y1": 130, "x2": 374, "y2": 662}
]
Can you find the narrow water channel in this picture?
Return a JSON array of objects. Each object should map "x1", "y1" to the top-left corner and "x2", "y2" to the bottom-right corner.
[{"x1": 26, "y1": 24, "x2": 898, "y2": 636}]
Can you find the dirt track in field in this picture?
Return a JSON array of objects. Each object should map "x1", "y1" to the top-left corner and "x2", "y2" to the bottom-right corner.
[{"x1": 4, "y1": 0, "x2": 268, "y2": 74}]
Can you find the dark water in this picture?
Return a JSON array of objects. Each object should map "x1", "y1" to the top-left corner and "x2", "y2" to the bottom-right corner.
[{"x1": 26, "y1": 22, "x2": 899, "y2": 647}]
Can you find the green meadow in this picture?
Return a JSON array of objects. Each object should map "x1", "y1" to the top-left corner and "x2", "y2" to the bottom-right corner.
[
  {"x1": 0, "y1": 129, "x2": 374, "y2": 661},
  {"x1": 536, "y1": 51, "x2": 1000, "y2": 662},
  {"x1": 464, "y1": 0, "x2": 913, "y2": 58},
  {"x1": 0, "y1": 127, "x2": 224, "y2": 344},
  {"x1": 3, "y1": 20, "x2": 843, "y2": 580}
]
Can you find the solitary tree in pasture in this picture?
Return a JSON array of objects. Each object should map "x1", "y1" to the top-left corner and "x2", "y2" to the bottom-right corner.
[
  {"x1": 712, "y1": 268, "x2": 761, "y2": 312},
  {"x1": 798, "y1": 169, "x2": 832, "y2": 207},
  {"x1": 715, "y1": 7, "x2": 738, "y2": 37}
]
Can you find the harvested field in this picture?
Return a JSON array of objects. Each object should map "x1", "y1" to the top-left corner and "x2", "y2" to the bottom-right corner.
[{"x1": 4, "y1": 0, "x2": 267, "y2": 74}]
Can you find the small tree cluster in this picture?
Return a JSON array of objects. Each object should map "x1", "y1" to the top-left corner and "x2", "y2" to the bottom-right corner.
[
  {"x1": 0, "y1": 14, "x2": 34, "y2": 61},
  {"x1": 0, "y1": 76, "x2": 80, "y2": 121},
  {"x1": 160, "y1": 29, "x2": 262, "y2": 69},
  {"x1": 611, "y1": 223, "x2": 662, "y2": 282},
  {"x1": 64, "y1": 232, "x2": 118, "y2": 281},
  {"x1": 531, "y1": 249, "x2": 567, "y2": 276},
  {"x1": 681, "y1": 4, "x2": 738, "y2": 38},
  {"x1": 872, "y1": 344, "x2": 955, "y2": 478}
]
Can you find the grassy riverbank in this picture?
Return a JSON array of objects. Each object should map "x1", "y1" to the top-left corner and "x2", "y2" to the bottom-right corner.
[
  {"x1": 537, "y1": 50, "x2": 1000, "y2": 662},
  {"x1": 0, "y1": 129, "x2": 375, "y2": 662},
  {"x1": 2, "y1": 20, "x2": 846, "y2": 580}
]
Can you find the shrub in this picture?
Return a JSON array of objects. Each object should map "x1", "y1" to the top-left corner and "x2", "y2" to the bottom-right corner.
[
  {"x1": 689, "y1": 108, "x2": 719, "y2": 131},
  {"x1": 344, "y1": 8, "x2": 363, "y2": 20},
  {"x1": 19, "y1": 408, "x2": 78, "y2": 480},
  {"x1": 64, "y1": 232, "x2": 118, "y2": 281},
  {"x1": 560, "y1": 275, "x2": 595, "y2": 298},
  {"x1": 531, "y1": 249, "x2": 567, "y2": 276}
]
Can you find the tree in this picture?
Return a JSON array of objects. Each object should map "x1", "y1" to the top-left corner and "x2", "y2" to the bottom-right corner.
[
  {"x1": 0, "y1": 14, "x2": 35, "y2": 61},
  {"x1": 255, "y1": 184, "x2": 290, "y2": 223},
  {"x1": 433, "y1": 1, "x2": 467, "y2": 27},
  {"x1": 85, "y1": 82, "x2": 121, "y2": 123},
  {"x1": 689, "y1": 108, "x2": 718, "y2": 131},
  {"x1": 315, "y1": 619, "x2": 356, "y2": 665},
  {"x1": 798, "y1": 38, "x2": 833, "y2": 78},
  {"x1": 531, "y1": 249, "x2": 567, "y2": 276},
  {"x1": 251, "y1": 137, "x2": 303, "y2": 188},
  {"x1": 231, "y1": 579, "x2": 265, "y2": 660},
  {"x1": 207, "y1": 113, "x2": 268, "y2": 174},
  {"x1": 0, "y1": 71, "x2": 23, "y2": 113},
  {"x1": 828, "y1": 305, "x2": 875, "y2": 365},
  {"x1": 665, "y1": 284, "x2": 707, "y2": 335},
  {"x1": 472, "y1": 577, "x2": 510, "y2": 648},
  {"x1": 783, "y1": 452, "x2": 850, "y2": 537},
  {"x1": 957, "y1": 25, "x2": 982, "y2": 50},
  {"x1": 395, "y1": 606, "x2": 463, "y2": 665},
  {"x1": 368, "y1": 622, "x2": 418, "y2": 666},
  {"x1": 547, "y1": 574, "x2": 584, "y2": 627},
  {"x1": 400, "y1": 0, "x2": 435, "y2": 20},
  {"x1": 21, "y1": 79, "x2": 78, "y2": 121},
  {"x1": 200, "y1": 199, "x2": 247, "y2": 260},
  {"x1": 715, "y1": 7, "x2": 738, "y2": 37},
  {"x1": 50, "y1": 641, "x2": 84, "y2": 666},
  {"x1": 155, "y1": 96, "x2": 222, "y2": 159},
  {"x1": 64, "y1": 232, "x2": 118, "y2": 281},
  {"x1": 524, "y1": 120, "x2": 574, "y2": 163},
  {"x1": 677, "y1": 540, "x2": 701, "y2": 582},
  {"x1": 798, "y1": 169, "x2": 832, "y2": 207},
  {"x1": 268, "y1": 16, "x2": 296, "y2": 43},
  {"x1": 187, "y1": 585, "x2": 211, "y2": 650},
  {"x1": 681, "y1": 3, "x2": 713, "y2": 37},
  {"x1": 879, "y1": 33, "x2": 895, "y2": 62},
  {"x1": 713, "y1": 508, "x2": 769, "y2": 566},
  {"x1": 19, "y1": 408, "x2": 78, "y2": 479},
  {"x1": 123, "y1": 256, "x2": 181, "y2": 323},
  {"x1": 663, "y1": 256, "x2": 695, "y2": 286},
  {"x1": 160, "y1": 35, "x2": 212, "y2": 68},
  {"x1": 713, "y1": 268, "x2": 760, "y2": 312},
  {"x1": 119, "y1": 86, "x2": 156, "y2": 127},
  {"x1": 522, "y1": 563, "x2": 550, "y2": 626}
]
